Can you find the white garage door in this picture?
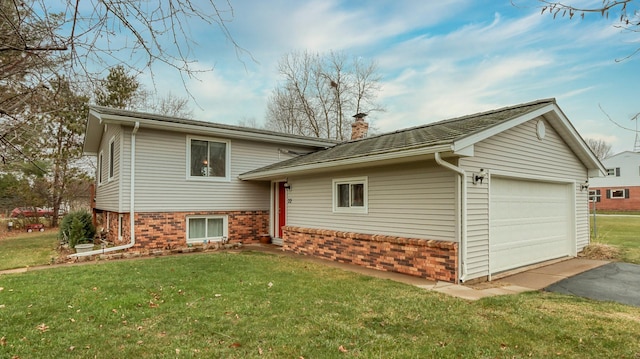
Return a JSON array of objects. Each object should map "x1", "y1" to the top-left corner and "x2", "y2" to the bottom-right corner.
[{"x1": 490, "y1": 177, "x2": 573, "y2": 274}]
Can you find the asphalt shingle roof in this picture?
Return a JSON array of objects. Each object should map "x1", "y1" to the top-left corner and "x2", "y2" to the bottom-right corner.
[{"x1": 242, "y1": 99, "x2": 555, "y2": 176}]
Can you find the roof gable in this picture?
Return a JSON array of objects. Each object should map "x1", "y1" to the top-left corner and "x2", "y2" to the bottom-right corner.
[{"x1": 240, "y1": 99, "x2": 605, "y2": 179}]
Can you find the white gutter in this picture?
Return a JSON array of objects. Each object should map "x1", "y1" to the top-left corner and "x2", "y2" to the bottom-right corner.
[
  {"x1": 70, "y1": 121, "x2": 140, "y2": 257},
  {"x1": 434, "y1": 152, "x2": 468, "y2": 283}
]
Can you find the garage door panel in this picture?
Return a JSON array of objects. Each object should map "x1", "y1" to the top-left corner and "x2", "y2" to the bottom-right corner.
[{"x1": 490, "y1": 177, "x2": 572, "y2": 274}]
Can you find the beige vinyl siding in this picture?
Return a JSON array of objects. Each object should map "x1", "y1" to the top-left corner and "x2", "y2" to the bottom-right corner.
[
  {"x1": 287, "y1": 161, "x2": 457, "y2": 241},
  {"x1": 460, "y1": 117, "x2": 589, "y2": 280},
  {"x1": 132, "y1": 128, "x2": 302, "y2": 212},
  {"x1": 95, "y1": 124, "x2": 123, "y2": 212}
]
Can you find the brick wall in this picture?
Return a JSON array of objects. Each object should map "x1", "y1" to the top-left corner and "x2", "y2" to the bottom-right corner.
[
  {"x1": 283, "y1": 226, "x2": 458, "y2": 283},
  {"x1": 101, "y1": 210, "x2": 268, "y2": 250},
  {"x1": 590, "y1": 186, "x2": 640, "y2": 211}
]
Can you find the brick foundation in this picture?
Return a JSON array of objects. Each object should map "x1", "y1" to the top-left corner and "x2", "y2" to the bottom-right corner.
[
  {"x1": 590, "y1": 186, "x2": 640, "y2": 211},
  {"x1": 282, "y1": 226, "x2": 458, "y2": 283},
  {"x1": 100, "y1": 210, "x2": 269, "y2": 250}
]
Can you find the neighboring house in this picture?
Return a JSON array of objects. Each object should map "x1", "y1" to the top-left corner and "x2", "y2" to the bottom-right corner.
[
  {"x1": 240, "y1": 99, "x2": 604, "y2": 283},
  {"x1": 82, "y1": 98, "x2": 604, "y2": 284},
  {"x1": 82, "y1": 106, "x2": 337, "y2": 255},
  {"x1": 588, "y1": 151, "x2": 640, "y2": 211}
]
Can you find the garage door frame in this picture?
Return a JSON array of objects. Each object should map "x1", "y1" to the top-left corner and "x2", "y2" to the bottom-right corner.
[{"x1": 488, "y1": 172, "x2": 577, "y2": 277}]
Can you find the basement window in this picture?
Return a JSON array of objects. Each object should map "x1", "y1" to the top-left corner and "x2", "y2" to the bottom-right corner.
[
  {"x1": 333, "y1": 177, "x2": 368, "y2": 214},
  {"x1": 187, "y1": 215, "x2": 228, "y2": 242}
]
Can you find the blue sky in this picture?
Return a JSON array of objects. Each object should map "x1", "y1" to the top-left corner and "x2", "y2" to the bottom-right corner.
[{"x1": 138, "y1": 0, "x2": 639, "y2": 154}]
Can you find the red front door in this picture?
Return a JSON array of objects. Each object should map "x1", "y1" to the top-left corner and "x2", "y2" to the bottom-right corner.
[{"x1": 277, "y1": 182, "x2": 287, "y2": 238}]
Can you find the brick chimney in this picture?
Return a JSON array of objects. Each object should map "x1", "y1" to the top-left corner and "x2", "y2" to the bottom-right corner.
[{"x1": 351, "y1": 113, "x2": 369, "y2": 140}]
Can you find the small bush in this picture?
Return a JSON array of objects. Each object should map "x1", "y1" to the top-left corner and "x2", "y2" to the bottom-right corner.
[{"x1": 59, "y1": 211, "x2": 96, "y2": 248}]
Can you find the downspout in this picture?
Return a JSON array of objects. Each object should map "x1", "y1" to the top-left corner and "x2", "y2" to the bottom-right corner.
[
  {"x1": 70, "y1": 122, "x2": 140, "y2": 257},
  {"x1": 434, "y1": 152, "x2": 468, "y2": 282}
]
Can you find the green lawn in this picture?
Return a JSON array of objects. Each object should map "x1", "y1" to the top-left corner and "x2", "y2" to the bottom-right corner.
[
  {"x1": 1, "y1": 252, "x2": 639, "y2": 358},
  {"x1": 591, "y1": 215, "x2": 640, "y2": 264},
  {"x1": 0, "y1": 230, "x2": 58, "y2": 271}
]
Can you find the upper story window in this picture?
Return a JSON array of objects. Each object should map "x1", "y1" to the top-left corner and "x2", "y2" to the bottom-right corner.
[
  {"x1": 607, "y1": 167, "x2": 620, "y2": 177},
  {"x1": 187, "y1": 136, "x2": 230, "y2": 181},
  {"x1": 333, "y1": 177, "x2": 368, "y2": 213}
]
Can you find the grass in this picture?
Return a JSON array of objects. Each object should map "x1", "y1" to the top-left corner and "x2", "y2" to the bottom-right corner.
[
  {"x1": 0, "y1": 230, "x2": 58, "y2": 271},
  {"x1": 1, "y1": 252, "x2": 639, "y2": 358},
  {"x1": 591, "y1": 214, "x2": 640, "y2": 264}
]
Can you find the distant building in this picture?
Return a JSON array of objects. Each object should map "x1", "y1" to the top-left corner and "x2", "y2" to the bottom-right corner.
[{"x1": 589, "y1": 151, "x2": 640, "y2": 211}]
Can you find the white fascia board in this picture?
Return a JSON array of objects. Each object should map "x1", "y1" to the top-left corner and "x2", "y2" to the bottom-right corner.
[
  {"x1": 82, "y1": 109, "x2": 106, "y2": 155},
  {"x1": 451, "y1": 104, "x2": 556, "y2": 152},
  {"x1": 239, "y1": 144, "x2": 453, "y2": 180},
  {"x1": 98, "y1": 113, "x2": 336, "y2": 148}
]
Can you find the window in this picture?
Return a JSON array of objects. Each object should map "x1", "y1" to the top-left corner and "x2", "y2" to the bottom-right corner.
[
  {"x1": 607, "y1": 167, "x2": 620, "y2": 177},
  {"x1": 187, "y1": 137, "x2": 229, "y2": 180},
  {"x1": 333, "y1": 177, "x2": 368, "y2": 213},
  {"x1": 187, "y1": 216, "x2": 228, "y2": 242},
  {"x1": 118, "y1": 214, "x2": 124, "y2": 240},
  {"x1": 606, "y1": 188, "x2": 630, "y2": 199},
  {"x1": 98, "y1": 151, "x2": 104, "y2": 184},
  {"x1": 589, "y1": 189, "x2": 601, "y2": 203},
  {"x1": 108, "y1": 137, "x2": 115, "y2": 179}
]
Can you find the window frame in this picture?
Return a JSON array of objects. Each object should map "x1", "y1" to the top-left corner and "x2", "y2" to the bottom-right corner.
[
  {"x1": 332, "y1": 177, "x2": 368, "y2": 214},
  {"x1": 98, "y1": 150, "x2": 104, "y2": 185},
  {"x1": 606, "y1": 167, "x2": 620, "y2": 177},
  {"x1": 186, "y1": 215, "x2": 228, "y2": 243},
  {"x1": 186, "y1": 136, "x2": 231, "y2": 182},
  {"x1": 108, "y1": 136, "x2": 115, "y2": 180}
]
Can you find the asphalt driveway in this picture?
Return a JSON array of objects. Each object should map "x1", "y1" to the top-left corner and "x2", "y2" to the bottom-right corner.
[{"x1": 545, "y1": 262, "x2": 640, "y2": 307}]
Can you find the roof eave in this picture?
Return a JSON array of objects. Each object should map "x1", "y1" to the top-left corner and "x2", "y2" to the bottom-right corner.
[
  {"x1": 239, "y1": 144, "x2": 454, "y2": 180},
  {"x1": 91, "y1": 109, "x2": 337, "y2": 149}
]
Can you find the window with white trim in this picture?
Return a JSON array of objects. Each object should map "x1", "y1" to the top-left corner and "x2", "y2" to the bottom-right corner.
[
  {"x1": 187, "y1": 137, "x2": 229, "y2": 180},
  {"x1": 607, "y1": 188, "x2": 629, "y2": 199},
  {"x1": 607, "y1": 167, "x2": 620, "y2": 177},
  {"x1": 98, "y1": 151, "x2": 104, "y2": 184},
  {"x1": 108, "y1": 137, "x2": 115, "y2": 179},
  {"x1": 118, "y1": 214, "x2": 124, "y2": 240},
  {"x1": 187, "y1": 215, "x2": 228, "y2": 242},
  {"x1": 333, "y1": 177, "x2": 368, "y2": 213}
]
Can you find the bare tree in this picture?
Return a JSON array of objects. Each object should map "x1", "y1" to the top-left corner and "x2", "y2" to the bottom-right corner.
[
  {"x1": 585, "y1": 138, "x2": 613, "y2": 160},
  {"x1": 265, "y1": 51, "x2": 384, "y2": 141},
  {"x1": 144, "y1": 92, "x2": 194, "y2": 119},
  {"x1": 1, "y1": 0, "x2": 244, "y2": 148},
  {"x1": 535, "y1": 0, "x2": 639, "y2": 60}
]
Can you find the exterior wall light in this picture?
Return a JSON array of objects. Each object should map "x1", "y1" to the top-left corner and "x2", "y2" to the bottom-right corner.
[{"x1": 473, "y1": 168, "x2": 488, "y2": 185}]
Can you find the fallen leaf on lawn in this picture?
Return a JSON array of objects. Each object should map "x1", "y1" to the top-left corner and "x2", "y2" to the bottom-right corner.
[
  {"x1": 258, "y1": 347, "x2": 263, "y2": 355},
  {"x1": 68, "y1": 346, "x2": 75, "y2": 351},
  {"x1": 175, "y1": 348, "x2": 180, "y2": 354},
  {"x1": 111, "y1": 309, "x2": 118, "y2": 313},
  {"x1": 92, "y1": 287, "x2": 98, "y2": 291},
  {"x1": 68, "y1": 305, "x2": 73, "y2": 309},
  {"x1": 69, "y1": 318, "x2": 75, "y2": 323},
  {"x1": 229, "y1": 342, "x2": 241, "y2": 348},
  {"x1": 338, "y1": 345, "x2": 348, "y2": 353},
  {"x1": 0, "y1": 287, "x2": 4, "y2": 291},
  {"x1": 500, "y1": 343, "x2": 507, "y2": 350},
  {"x1": 214, "y1": 294, "x2": 222, "y2": 298},
  {"x1": 178, "y1": 289, "x2": 184, "y2": 295},
  {"x1": 36, "y1": 323, "x2": 49, "y2": 333},
  {"x1": 1, "y1": 336, "x2": 6, "y2": 346},
  {"x1": 27, "y1": 304, "x2": 32, "y2": 308},
  {"x1": 137, "y1": 340, "x2": 143, "y2": 345},
  {"x1": 137, "y1": 326, "x2": 143, "y2": 331},
  {"x1": 149, "y1": 301, "x2": 159, "y2": 308},
  {"x1": 267, "y1": 282, "x2": 273, "y2": 288},
  {"x1": 0, "y1": 304, "x2": 5, "y2": 309}
]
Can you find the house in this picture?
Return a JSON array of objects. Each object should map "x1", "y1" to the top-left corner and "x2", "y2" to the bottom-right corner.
[
  {"x1": 240, "y1": 99, "x2": 604, "y2": 283},
  {"x1": 82, "y1": 98, "x2": 604, "y2": 283},
  {"x1": 82, "y1": 106, "x2": 337, "y2": 254},
  {"x1": 588, "y1": 151, "x2": 640, "y2": 211}
]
